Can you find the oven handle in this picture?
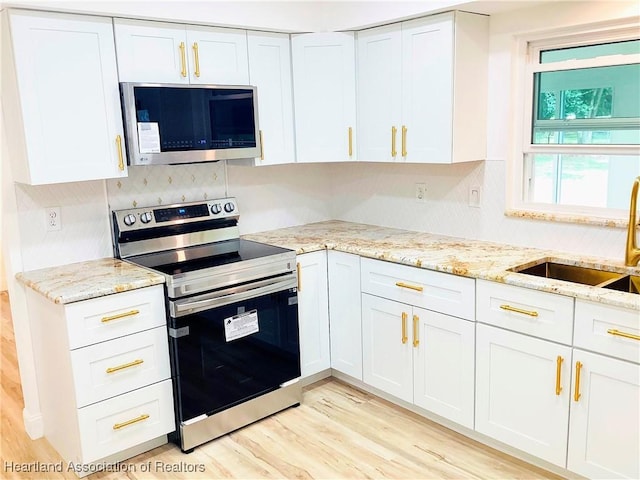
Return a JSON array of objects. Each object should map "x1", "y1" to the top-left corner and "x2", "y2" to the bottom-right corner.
[{"x1": 171, "y1": 275, "x2": 297, "y2": 317}]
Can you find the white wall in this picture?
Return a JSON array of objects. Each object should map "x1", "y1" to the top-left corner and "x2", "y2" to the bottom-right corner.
[{"x1": 329, "y1": 0, "x2": 639, "y2": 262}]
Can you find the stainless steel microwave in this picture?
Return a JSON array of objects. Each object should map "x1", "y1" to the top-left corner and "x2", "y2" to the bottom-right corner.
[{"x1": 120, "y1": 82, "x2": 261, "y2": 165}]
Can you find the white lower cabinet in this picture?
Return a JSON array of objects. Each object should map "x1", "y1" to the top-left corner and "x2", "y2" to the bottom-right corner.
[
  {"x1": 327, "y1": 251, "x2": 362, "y2": 379},
  {"x1": 360, "y1": 257, "x2": 476, "y2": 428},
  {"x1": 475, "y1": 324, "x2": 572, "y2": 467},
  {"x1": 567, "y1": 350, "x2": 640, "y2": 479},
  {"x1": 28, "y1": 285, "x2": 174, "y2": 467},
  {"x1": 362, "y1": 294, "x2": 475, "y2": 427},
  {"x1": 296, "y1": 251, "x2": 331, "y2": 378}
]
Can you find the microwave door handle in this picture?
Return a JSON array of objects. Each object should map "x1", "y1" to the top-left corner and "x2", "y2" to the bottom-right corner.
[{"x1": 173, "y1": 277, "x2": 295, "y2": 316}]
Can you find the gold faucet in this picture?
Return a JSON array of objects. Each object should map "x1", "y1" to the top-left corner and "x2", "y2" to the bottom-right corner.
[{"x1": 625, "y1": 176, "x2": 640, "y2": 266}]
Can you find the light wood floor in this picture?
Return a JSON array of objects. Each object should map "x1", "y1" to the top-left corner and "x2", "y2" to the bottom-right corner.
[{"x1": 0, "y1": 291, "x2": 563, "y2": 479}]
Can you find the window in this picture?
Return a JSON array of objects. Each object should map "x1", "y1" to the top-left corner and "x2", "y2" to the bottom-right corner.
[{"x1": 516, "y1": 28, "x2": 640, "y2": 219}]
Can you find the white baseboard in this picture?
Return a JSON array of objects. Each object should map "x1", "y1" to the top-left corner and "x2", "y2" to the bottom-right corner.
[{"x1": 23, "y1": 407, "x2": 44, "y2": 439}]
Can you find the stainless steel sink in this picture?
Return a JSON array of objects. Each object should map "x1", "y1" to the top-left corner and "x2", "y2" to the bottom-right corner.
[
  {"x1": 510, "y1": 261, "x2": 624, "y2": 286},
  {"x1": 600, "y1": 275, "x2": 640, "y2": 294}
]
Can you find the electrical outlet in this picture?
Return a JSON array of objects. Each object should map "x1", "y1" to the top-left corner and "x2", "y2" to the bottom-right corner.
[
  {"x1": 469, "y1": 186, "x2": 482, "y2": 208},
  {"x1": 415, "y1": 183, "x2": 426, "y2": 203},
  {"x1": 45, "y1": 207, "x2": 61, "y2": 231}
]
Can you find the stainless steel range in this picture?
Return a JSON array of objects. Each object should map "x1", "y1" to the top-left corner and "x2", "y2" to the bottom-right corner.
[{"x1": 112, "y1": 198, "x2": 301, "y2": 453}]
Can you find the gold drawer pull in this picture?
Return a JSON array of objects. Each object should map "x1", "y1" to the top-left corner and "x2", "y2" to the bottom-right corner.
[
  {"x1": 113, "y1": 413, "x2": 150, "y2": 430},
  {"x1": 499, "y1": 304, "x2": 539, "y2": 317},
  {"x1": 192, "y1": 42, "x2": 200, "y2": 78},
  {"x1": 106, "y1": 359, "x2": 144, "y2": 374},
  {"x1": 116, "y1": 135, "x2": 124, "y2": 171},
  {"x1": 101, "y1": 309, "x2": 140, "y2": 323},
  {"x1": 179, "y1": 42, "x2": 187, "y2": 77},
  {"x1": 413, "y1": 314, "x2": 419, "y2": 347},
  {"x1": 401, "y1": 125, "x2": 407, "y2": 157},
  {"x1": 348, "y1": 127, "x2": 353, "y2": 157},
  {"x1": 401, "y1": 312, "x2": 408, "y2": 344},
  {"x1": 259, "y1": 130, "x2": 264, "y2": 160},
  {"x1": 574, "y1": 361, "x2": 583, "y2": 402},
  {"x1": 607, "y1": 329, "x2": 640, "y2": 341},
  {"x1": 391, "y1": 126, "x2": 397, "y2": 157},
  {"x1": 555, "y1": 355, "x2": 563, "y2": 396},
  {"x1": 296, "y1": 262, "x2": 301, "y2": 291},
  {"x1": 395, "y1": 281, "x2": 423, "y2": 292}
]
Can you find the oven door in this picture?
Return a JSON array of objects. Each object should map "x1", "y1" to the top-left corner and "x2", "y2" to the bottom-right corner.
[{"x1": 168, "y1": 275, "x2": 300, "y2": 423}]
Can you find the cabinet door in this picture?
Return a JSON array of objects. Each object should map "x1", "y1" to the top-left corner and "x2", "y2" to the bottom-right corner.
[
  {"x1": 186, "y1": 26, "x2": 249, "y2": 84},
  {"x1": 248, "y1": 32, "x2": 295, "y2": 165},
  {"x1": 292, "y1": 32, "x2": 357, "y2": 163},
  {"x1": 401, "y1": 15, "x2": 453, "y2": 164},
  {"x1": 356, "y1": 25, "x2": 402, "y2": 162},
  {"x1": 8, "y1": 11, "x2": 127, "y2": 184},
  {"x1": 297, "y1": 251, "x2": 330, "y2": 378},
  {"x1": 475, "y1": 324, "x2": 571, "y2": 467},
  {"x1": 362, "y1": 294, "x2": 412, "y2": 402},
  {"x1": 327, "y1": 251, "x2": 362, "y2": 379},
  {"x1": 113, "y1": 19, "x2": 189, "y2": 83},
  {"x1": 568, "y1": 350, "x2": 640, "y2": 479},
  {"x1": 413, "y1": 308, "x2": 475, "y2": 428}
]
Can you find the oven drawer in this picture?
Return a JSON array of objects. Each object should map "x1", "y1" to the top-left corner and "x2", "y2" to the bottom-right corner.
[
  {"x1": 574, "y1": 299, "x2": 640, "y2": 363},
  {"x1": 476, "y1": 280, "x2": 574, "y2": 344},
  {"x1": 65, "y1": 285, "x2": 166, "y2": 349},
  {"x1": 76, "y1": 379, "x2": 175, "y2": 464},
  {"x1": 70, "y1": 326, "x2": 171, "y2": 408},
  {"x1": 360, "y1": 258, "x2": 475, "y2": 320}
]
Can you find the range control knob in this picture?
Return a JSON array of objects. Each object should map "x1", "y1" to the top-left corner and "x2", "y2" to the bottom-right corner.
[
  {"x1": 123, "y1": 214, "x2": 136, "y2": 226},
  {"x1": 224, "y1": 202, "x2": 235, "y2": 213},
  {"x1": 140, "y1": 212, "x2": 153, "y2": 224},
  {"x1": 211, "y1": 203, "x2": 222, "y2": 215}
]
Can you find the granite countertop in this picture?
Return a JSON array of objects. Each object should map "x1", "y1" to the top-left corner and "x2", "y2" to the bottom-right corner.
[
  {"x1": 244, "y1": 220, "x2": 640, "y2": 311},
  {"x1": 16, "y1": 258, "x2": 165, "y2": 304}
]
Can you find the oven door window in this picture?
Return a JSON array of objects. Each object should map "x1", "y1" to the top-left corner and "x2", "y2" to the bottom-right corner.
[{"x1": 170, "y1": 288, "x2": 300, "y2": 422}]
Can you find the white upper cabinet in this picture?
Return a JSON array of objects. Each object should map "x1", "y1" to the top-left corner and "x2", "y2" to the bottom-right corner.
[
  {"x1": 356, "y1": 12, "x2": 488, "y2": 164},
  {"x1": 248, "y1": 32, "x2": 295, "y2": 165},
  {"x1": 114, "y1": 19, "x2": 249, "y2": 84},
  {"x1": 3, "y1": 10, "x2": 128, "y2": 184},
  {"x1": 291, "y1": 32, "x2": 357, "y2": 163},
  {"x1": 112, "y1": 19, "x2": 189, "y2": 83}
]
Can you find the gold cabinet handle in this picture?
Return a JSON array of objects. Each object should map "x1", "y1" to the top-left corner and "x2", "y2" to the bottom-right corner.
[
  {"x1": 391, "y1": 126, "x2": 397, "y2": 157},
  {"x1": 607, "y1": 329, "x2": 640, "y2": 341},
  {"x1": 401, "y1": 312, "x2": 408, "y2": 344},
  {"x1": 413, "y1": 314, "x2": 419, "y2": 347},
  {"x1": 401, "y1": 125, "x2": 407, "y2": 157},
  {"x1": 192, "y1": 42, "x2": 200, "y2": 78},
  {"x1": 555, "y1": 355, "x2": 563, "y2": 396},
  {"x1": 259, "y1": 130, "x2": 264, "y2": 161},
  {"x1": 348, "y1": 127, "x2": 353, "y2": 157},
  {"x1": 574, "y1": 361, "x2": 583, "y2": 402},
  {"x1": 296, "y1": 262, "x2": 301, "y2": 291},
  {"x1": 179, "y1": 42, "x2": 187, "y2": 77},
  {"x1": 113, "y1": 413, "x2": 150, "y2": 430},
  {"x1": 106, "y1": 359, "x2": 144, "y2": 374},
  {"x1": 395, "y1": 281, "x2": 423, "y2": 292},
  {"x1": 101, "y1": 309, "x2": 140, "y2": 323},
  {"x1": 499, "y1": 304, "x2": 539, "y2": 317},
  {"x1": 116, "y1": 135, "x2": 124, "y2": 171}
]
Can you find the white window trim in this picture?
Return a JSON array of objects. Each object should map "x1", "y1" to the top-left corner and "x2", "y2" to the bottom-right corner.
[{"x1": 507, "y1": 19, "x2": 640, "y2": 226}]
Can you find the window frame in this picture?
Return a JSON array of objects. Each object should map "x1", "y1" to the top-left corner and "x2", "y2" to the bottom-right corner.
[{"x1": 509, "y1": 21, "x2": 640, "y2": 223}]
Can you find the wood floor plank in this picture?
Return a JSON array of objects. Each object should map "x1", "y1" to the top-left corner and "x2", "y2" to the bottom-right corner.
[{"x1": 0, "y1": 292, "x2": 564, "y2": 479}]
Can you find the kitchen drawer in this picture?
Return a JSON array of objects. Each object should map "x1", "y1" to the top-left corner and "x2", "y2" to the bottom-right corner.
[
  {"x1": 77, "y1": 379, "x2": 174, "y2": 464},
  {"x1": 476, "y1": 280, "x2": 574, "y2": 344},
  {"x1": 360, "y1": 258, "x2": 475, "y2": 320},
  {"x1": 71, "y1": 326, "x2": 171, "y2": 407},
  {"x1": 65, "y1": 285, "x2": 166, "y2": 349},
  {"x1": 574, "y1": 299, "x2": 640, "y2": 364}
]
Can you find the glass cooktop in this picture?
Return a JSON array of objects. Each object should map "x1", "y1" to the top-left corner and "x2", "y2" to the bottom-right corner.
[{"x1": 128, "y1": 239, "x2": 293, "y2": 276}]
